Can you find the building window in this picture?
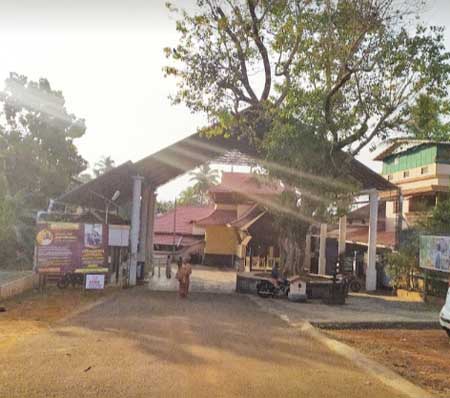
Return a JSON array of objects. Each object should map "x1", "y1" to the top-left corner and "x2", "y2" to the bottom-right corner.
[
  {"x1": 387, "y1": 174, "x2": 393, "y2": 181},
  {"x1": 421, "y1": 166, "x2": 429, "y2": 175},
  {"x1": 403, "y1": 170, "x2": 410, "y2": 178}
]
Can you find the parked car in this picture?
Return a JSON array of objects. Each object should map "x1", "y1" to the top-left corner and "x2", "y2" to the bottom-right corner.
[{"x1": 439, "y1": 285, "x2": 450, "y2": 337}]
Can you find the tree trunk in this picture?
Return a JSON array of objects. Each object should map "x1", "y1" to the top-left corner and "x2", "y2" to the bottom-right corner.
[{"x1": 280, "y1": 228, "x2": 308, "y2": 276}]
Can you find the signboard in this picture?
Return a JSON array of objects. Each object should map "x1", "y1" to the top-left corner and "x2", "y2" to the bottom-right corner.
[
  {"x1": 36, "y1": 222, "x2": 107, "y2": 274},
  {"x1": 108, "y1": 225, "x2": 130, "y2": 247},
  {"x1": 85, "y1": 274, "x2": 105, "y2": 289},
  {"x1": 420, "y1": 235, "x2": 450, "y2": 273}
]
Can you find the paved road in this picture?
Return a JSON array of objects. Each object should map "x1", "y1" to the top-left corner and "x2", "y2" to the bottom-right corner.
[
  {"x1": 148, "y1": 264, "x2": 237, "y2": 293},
  {"x1": 253, "y1": 292, "x2": 440, "y2": 327},
  {"x1": 0, "y1": 288, "x2": 408, "y2": 397}
]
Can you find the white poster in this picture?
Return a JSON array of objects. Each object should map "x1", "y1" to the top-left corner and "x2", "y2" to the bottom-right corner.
[
  {"x1": 84, "y1": 224, "x2": 103, "y2": 248},
  {"x1": 108, "y1": 225, "x2": 130, "y2": 247},
  {"x1": 420, "y1": 235, "x2": 450, "y2": 273},
  {"x1": 85, "y1": 274, "x2": 105, "y2": 289}
]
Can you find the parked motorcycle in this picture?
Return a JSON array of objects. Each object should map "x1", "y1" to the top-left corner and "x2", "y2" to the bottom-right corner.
[
  {"x1": 256, "y1": 278, "x2": 290, "y2": 298},
  {"x1": 347, "y1": 275, "x2": 362, "y2": 293},
  {"x1": 57, "y1": 273, "x2": 84, "y2": 289}
]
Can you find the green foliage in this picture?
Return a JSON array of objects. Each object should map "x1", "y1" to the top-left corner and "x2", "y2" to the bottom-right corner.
[
  {"x1": 189, "y1": 164, "x2": 219, "y2": 204},
  {"x1": 177, "y1": 186, "x2": 203, "y2": 206},
  {"x1": 386, "y1": 250, "x2": 419, "y2": 291},
  {"x1": 418, "y1": 194, "x2": 450, "y2": 234},
  {"x1": 93, "y1": 156, "x2": 116, "y2": 177},
  {"x1": 0, "y1": 72, "x2": 87, "y2": 209},
  {"x1": 408, "y1": 95, "x2": 450, "y2": 140},
  {"x1": 166, "y1": 0, "x2": 450, "y2": 273},
  {"x1": 165, "y1": 1, "x2": 450, "y2": 150},
  {"x1": 0, "y1": 72, "x2": 87, "y2": 269},
  {"x1": 77, "y1": 172, "x2": 93, "y2": 184},
  {"x1": 156, "y1": 200, "x2": 175, "y2": 214}
]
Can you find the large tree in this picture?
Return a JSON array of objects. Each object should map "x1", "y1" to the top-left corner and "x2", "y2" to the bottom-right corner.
[
  {"x1": 165, "y1": 0, "x2": 450, "y2": 273},
  {"x1": 0, "y1": 73, "x2": 87, "y2": 268}
]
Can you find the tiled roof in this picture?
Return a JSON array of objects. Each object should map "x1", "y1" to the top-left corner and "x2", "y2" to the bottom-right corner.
[
  {"x1": 327, "y1": 225, "x2": 396, "y2": 248},
  {"x1": 228, "y1": 204, "x2": 262, "y2": 228},
  {"x1": 154, "y1": 206, "x2": 212, "y2": 235},
  {"x1": 209, "y1": 172, "x2": 284, "y2": 196},
  {"x1": 195, "y1": 208, "x2": 237, "y2": 226},
  {"x1": 347, "y1": 227, "x2": 396, "y2": 248},
  {"x1": 154, "y1": 233, "x2": 203, "y2": 247}
]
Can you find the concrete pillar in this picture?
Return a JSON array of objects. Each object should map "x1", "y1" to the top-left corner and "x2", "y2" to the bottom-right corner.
[
  {"x1": 138, "y1": 187, "x2": 150, "y2": 263},
  {"x1": 129, "y1": 175, "x2": 144, "y2": 286},
  {"x1": 145, "y1": 190, "x2": 156, "y2": 278},
  {"x1": 318, "y1": 223, "x2": 327, "y2": 275},
  {"x1": 366, "y1": 190, "x2": 379, "y2": 291},
  {"x1": 338, "y1": 215, "x2": 347, "y2": 257},
  {"x1": 303, "y1": 233, "x2": 311, "y2": 271}
]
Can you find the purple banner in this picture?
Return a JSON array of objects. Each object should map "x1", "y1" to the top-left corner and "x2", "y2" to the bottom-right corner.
[{"x1": 36, "y1": 222, "x2": 107, "y2": 274}]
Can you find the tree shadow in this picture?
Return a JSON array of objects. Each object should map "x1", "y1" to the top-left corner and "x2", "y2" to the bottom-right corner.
[{"x1": 60, "y1": 289, "x2": 359, "y2": 371}]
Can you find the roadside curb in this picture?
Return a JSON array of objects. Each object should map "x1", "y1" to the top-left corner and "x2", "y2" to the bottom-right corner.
[
  {"x1": 312, "y1": 321, "x2": 441, "y2": 330},
  {"x1": 247, "y1": 295, "x2": 435, "y2": 398}
]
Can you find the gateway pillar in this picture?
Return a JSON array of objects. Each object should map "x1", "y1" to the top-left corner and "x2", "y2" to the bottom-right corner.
[
  {"x1": 366, "y1": 190, "x2": 379, "y2": 291},
  {"x1": 318, "y1": 223, "x2": 327, "y2": 275},
  {"x1": 129, "y1": 175, "x2": 144, "y2": 286}
]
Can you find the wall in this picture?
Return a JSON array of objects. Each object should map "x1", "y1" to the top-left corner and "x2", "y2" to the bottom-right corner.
[
  {"x1": 204, "y1": 225, "x2": 239, "y2": 255},
  {"x1": 385, "y1": 200, "x2": 396, "y2": 232},
  {"x1": 191, "y1": 224, "x2": 205, "y2": 235},
  {"x1": 0, "y1": 273, "x2": 37, "y2": 299}
]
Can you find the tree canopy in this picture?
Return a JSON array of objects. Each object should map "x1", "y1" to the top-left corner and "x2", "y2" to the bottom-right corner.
[
  {"x1": 165, "y1": 1, "x2": 450, "y2": 153},
  {"x1": 0, "y1": 73, "x2": 87, "y2": 268},
  {"x1": 165, "y1": 0, "x2": 450, "y2": 273}
]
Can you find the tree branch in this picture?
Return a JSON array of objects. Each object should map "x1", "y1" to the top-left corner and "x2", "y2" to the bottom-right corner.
[
  {"x1": 247, "y1": 0, "x2": 271, "y2": 101},
  {"x1": 215, "y1": 6, "x2": 259, "y2": 104}
]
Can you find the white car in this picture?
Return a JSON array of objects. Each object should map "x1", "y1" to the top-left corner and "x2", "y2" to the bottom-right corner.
[{"x1": 440, "y1": 286, "x2": 450, "y2": 337}]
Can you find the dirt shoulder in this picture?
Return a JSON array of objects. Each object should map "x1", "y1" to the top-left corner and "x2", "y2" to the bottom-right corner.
[
  {"x1": 325, "y1": 329, "x2": 450, "y2": 397},
  {"x1": 0, "y1": 287, "x2": 115, "y2": 350}
]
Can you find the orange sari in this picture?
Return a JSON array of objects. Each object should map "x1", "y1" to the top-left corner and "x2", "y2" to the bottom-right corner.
[{"x1": 176, "y1": 263, "x2": 192, "y2": 298}]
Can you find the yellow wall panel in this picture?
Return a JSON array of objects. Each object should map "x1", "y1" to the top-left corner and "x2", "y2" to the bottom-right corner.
[{"x1": 205, "y1": 225, "x2": 239, "y2": 255}]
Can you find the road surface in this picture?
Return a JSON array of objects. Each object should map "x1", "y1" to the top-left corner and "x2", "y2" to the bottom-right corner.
[{"x1": 0, "y1": 288, "x2": 408, "y2": 397}]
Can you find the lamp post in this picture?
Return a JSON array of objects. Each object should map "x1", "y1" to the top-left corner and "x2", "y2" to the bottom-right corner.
[{"x1": 105, "y1": 190, "x2": 120, "y2": 225}]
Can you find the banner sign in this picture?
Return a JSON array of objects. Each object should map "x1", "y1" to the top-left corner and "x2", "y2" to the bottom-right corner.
[
  {"x1": 36, "y1": 222, "x2": 107, "y2": 274},
  {"x1": 419, "y1": 235, "x2": 450, "y2": 273},
  {"x1": 85, "y1": 274, "x2": 105, "y2": 289}
]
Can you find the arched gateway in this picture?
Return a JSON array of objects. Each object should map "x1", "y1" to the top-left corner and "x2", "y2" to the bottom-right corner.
[{"x1": 57, "y1": 131, "x2": 397, "y2": 291}]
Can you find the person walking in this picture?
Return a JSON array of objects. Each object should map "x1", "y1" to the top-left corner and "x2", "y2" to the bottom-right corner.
[{"x1": 176, "y1": 257, "x2": 192, "y2": 298}]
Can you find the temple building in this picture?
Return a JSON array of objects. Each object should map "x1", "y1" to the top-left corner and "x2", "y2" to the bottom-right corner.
[{"x1": 195, "y1": 172, "x2": 282, "y2": 268}]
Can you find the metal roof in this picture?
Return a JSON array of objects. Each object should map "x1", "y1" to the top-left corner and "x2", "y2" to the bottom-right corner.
[
  {"x1": 373, "y1": 138, "x2": 450, "y2": 161},
  {"x1": 58, "y1": 131, "x2": 396, "y2": 209}
]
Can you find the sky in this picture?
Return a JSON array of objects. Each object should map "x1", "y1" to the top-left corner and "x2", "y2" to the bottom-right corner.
[{"x1": 0, "y1": 0, "x2": 449, "y2": 201}]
